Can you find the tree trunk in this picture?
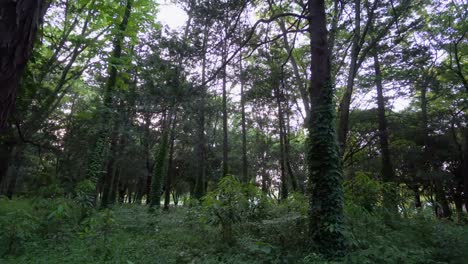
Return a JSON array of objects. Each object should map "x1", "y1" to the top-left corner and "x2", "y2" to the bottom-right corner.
[
  {"x1": 277, "y1": 19, "x2": 311, "y2": 122},
  {"x1": 337, "y1": 0, "x2": 361, "y2": 157},
  {"x1": 194, "y1": 25, "x2": 209, "y2": 200},
  {"x1": 307, "y1": 0, "x2": 346, "y2": 257},
  {"x1": 100, "y1": 132, "x2": 118, "y2": 208},
  {"x1": 164, "y1": 112, "x2": 177, "y2": 210},
  {"x1": 274, "y1": 82, "x2": 288, "y2": 201},
  {"x1": 222, "y1": 37, "x2": 229, "y2": 177},
  {"x1": 150, "y1": 111, "x2": 171, "y2": 209},
  {"x1": 373, "y1": 51, "x2": 397, "y2": 211},
  {"x1": 0, "y1": 0, "x2": 49, "y2": 128},
  {"x1": 463, "y1": 126, "x2": 468, "y2": 212},
  {"x1": 85, "y1": 0, "x2": 133, "y2": 201},
  {"x1": 239, "y1": 51, "x2": 248, "y2": 182},
  {"x1": 284, "y1": 101, "x2": 299, "y2": 192}
]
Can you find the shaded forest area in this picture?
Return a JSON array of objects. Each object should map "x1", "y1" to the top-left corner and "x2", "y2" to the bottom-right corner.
[{"x1": 0, "y1": 0, "x2": 467, "y2": 263}]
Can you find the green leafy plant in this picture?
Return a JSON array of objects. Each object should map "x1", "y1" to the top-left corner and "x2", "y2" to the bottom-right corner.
[
  {"x1": 202, "y1": 175, "x2": 249, "y2": 243},
  {"x1": 0, "y1": 209, "x2": 39, "y2": 256}
]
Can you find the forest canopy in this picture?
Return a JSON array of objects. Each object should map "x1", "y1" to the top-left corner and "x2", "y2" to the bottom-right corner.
[{"x1": 0, "y1": 0, "x2": 467, "y2": 263}]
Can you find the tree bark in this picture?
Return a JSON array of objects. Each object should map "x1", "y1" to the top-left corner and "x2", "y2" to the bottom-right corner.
[{"x1": 0, "y1": 0, "x2": 49, "y2": 128}]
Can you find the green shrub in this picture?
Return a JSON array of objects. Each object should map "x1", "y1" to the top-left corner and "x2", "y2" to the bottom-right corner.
[
  {"x1": 0, "y1": 209, "x2": 40, "y2": 256},
  {"x1": 202, "y1": 175, "x2": 248, "y2": 242},
  {"x1": 344, "y1": 172, "x2": 382, "y2": 212}
]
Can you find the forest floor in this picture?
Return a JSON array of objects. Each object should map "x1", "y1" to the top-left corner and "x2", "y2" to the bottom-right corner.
[{"x1": 1, "y1": 198, "x2": 468, "y2": 263}]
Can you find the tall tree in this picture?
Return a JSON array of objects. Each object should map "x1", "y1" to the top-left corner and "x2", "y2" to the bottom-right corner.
[
  {"x1": 86, "y1": 0, "x2": 134, "y2": 207},
  {"x1": 373, "y1": 49, "x2": 397, "y2": 210},
  {"x1": 307, "y1": 0, "x2": 346, "y2": 257}
]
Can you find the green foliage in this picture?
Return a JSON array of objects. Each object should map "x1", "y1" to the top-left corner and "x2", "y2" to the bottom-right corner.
[
  {"x1": 345, "y1": 205, "x2": 468, "y2": 264},
  {"x1": 0, "y1": 209, "x2": 39, "y2": 256},
  {"x1": 74, "y1": 179, "x2": 96, "y2": 208},
  {"x1": 202, "y1": 175, "x2": 269, "y2": 242},
  {"x1": 202, "y1": 175, "x2": 247, "y2": 242},
  {"x1": 345, "y1": 172, "x2": 382, "y2": 211},
  {"x1": 0, "y1": 198, "x2": 467, "y2": 263}
]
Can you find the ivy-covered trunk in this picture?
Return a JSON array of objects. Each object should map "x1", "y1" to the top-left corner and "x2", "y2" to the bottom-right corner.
[
  {"x1": 85, "y1": 0, "x2": 133, "y2": 204},
  {"x1": 307, "y1": 0, "x2": 346, "y2": 257},
  {"x1": 150, "y1": 111, "x2": 171, "y2": 209}
]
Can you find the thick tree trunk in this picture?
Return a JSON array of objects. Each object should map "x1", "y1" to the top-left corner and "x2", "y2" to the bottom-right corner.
[
  {"x1": 307, "y1": 0, "x2": 346, "y2": 257},
  {"x1": 0, "y1": 0, "x2": 49, "y2": 128}
]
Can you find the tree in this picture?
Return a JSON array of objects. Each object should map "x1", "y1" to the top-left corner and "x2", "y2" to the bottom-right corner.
[
  {"x1": 0, "y1": 0, "x2": 49, "y2": 128},
  {"x1": 307, "y1": 0, "x2": 346, "y2": 257}
]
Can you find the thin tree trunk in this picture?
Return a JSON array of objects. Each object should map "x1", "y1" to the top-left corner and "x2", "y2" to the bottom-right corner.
[
  {"x1": 143, "y1": 113, "x2": 153, "y2": 204},
  {"x1": 277, "y1": 19, "x2": 310, "y2": 122},
  {"x1": 101, "y1": 132, "x2": 118, "y2": 208},
  {"x1": 194, "y1": 25, "x2": 209, "y2": 200},
  {"x1": 284, "y1": 99, "x2": 299, "y2": 192},
  {"x1": 164, "y1": 112, "x2": 177, "y2": 210},
  {"x1": 239, "y1": 51, "x2": 248, "y2": 182},
  {"x1": 463, "y1": 124, "x2": 468, "y2": 212},
  {"x1": 274, "y1": 82, "x2": 288, "y2": 201},
  {"x1": 337, "y1": 0, "x2": 361, "y2": 157},
  {"x1": 373, "y1": 51, "x2": 397, "y2": 211},
  {"x1": 222, "y1": 37, "x2": 229, "y2": 176}
]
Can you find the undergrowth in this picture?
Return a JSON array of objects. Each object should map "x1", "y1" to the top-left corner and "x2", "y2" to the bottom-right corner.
[{"x1": 0, "y1": 187, "x2": 467, "y2": 263}]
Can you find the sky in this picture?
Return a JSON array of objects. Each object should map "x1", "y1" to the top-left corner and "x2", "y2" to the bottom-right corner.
[
  {"x1": 156, "y1": 1, "x2": 188, "y2": 29},
  {"x1": 154, "y1": 1, "x2": 411, "y2": 112}
]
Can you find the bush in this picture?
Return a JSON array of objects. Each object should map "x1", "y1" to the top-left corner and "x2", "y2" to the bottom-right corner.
[
  {"x1": 202, "y1": 175, "x2": 248, "y2": 242},
  {"x1": 344, "y1": 172, "x2": 382, "y2": 212},
  {"x1": 0, "y1": 209, "x2": 40, "y2": 256}
]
